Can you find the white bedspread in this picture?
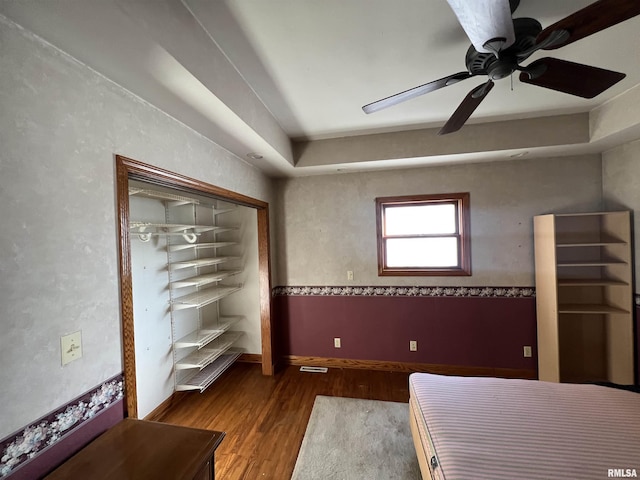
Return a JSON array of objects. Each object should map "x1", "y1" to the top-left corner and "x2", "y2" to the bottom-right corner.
[{"x1": 409, "y1": 373, "x2": 640, "y2": 480}]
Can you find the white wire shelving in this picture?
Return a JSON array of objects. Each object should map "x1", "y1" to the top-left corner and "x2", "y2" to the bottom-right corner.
[
  {"x1": 175, "y1": 349, "x2": 243, "y2": 392},
  {"x1": 129, "y1": 187, "x2": 237, "y2": 216},
  {"x1": 131, "y1": 183, "x2": 247, "y2": 394},
  {"x1": 168, "y1": 242, "x2": 236, "y2": 252},
  {"x1": 169, "y1": 256, "x2": 240, "y2": 271},
  {"x1": 170, "y1": 270, "x2": 242, "y2": 289},
  {"x1": 170, "y1": 285, "x2": 242, "y2": 310},
  {"x1": 175, "y1": 331, "x2": 243, "y2": 371},
  {"x1": 130, "y1": 222, "x2": 238, "y2": 243},
  {"x1": 173, "y1": 316, "x2": 243, "y2": 349}
]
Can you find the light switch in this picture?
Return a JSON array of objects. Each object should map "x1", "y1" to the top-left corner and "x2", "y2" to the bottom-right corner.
[{"x1": 61, "y1": 331, "x2": 83, "y2": 365}]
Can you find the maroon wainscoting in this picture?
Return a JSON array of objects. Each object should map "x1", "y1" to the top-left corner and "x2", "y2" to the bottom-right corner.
[
  {"x1": 274, "y1": 293, "x2": 537, "y2": 371},
  {"x1": 636, "y1": 304, "x2": 640, "y2": 383},
  {"x1": 2, "y1": 374, "x2": 125, "y2": 479},
  {"x1": 7, "y1": 400, "x2": 124, "y2": 480}
]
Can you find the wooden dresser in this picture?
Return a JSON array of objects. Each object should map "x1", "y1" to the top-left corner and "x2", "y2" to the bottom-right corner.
[{"x1": 45, "y1": 419, "x2": 225, "y2": 480}]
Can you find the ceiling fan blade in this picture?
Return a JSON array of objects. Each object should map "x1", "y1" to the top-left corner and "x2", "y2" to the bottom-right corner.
[
  {"x1": 536, "y1": 0, "x2": 640, "y2": 50},
  {"x1": 519, "y1": 57, "x2": 625, "y2": 98},
  {"x1": 438, "y1": 80, "x2": 494, "y2": 135},
  {"x1": 446, "y1": 0, "x2": 515, "y2": 53},
  {"x1": 362, "y1": 72, "x2": 473, "y2": 114}
]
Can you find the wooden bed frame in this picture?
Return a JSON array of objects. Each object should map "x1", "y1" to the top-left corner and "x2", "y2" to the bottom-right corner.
[{"x1": 409, "y1": 396, "x2": 435, "y2": 480}]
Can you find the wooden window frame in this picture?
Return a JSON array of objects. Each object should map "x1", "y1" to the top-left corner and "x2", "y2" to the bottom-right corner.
[{"x1": 376, "y1": 192, "x2": 471, "y2": 276}]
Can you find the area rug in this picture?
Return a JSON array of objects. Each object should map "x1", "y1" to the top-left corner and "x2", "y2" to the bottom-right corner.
[{"x1": 291, "y1": 395, "x2": 421, "y2": 480}]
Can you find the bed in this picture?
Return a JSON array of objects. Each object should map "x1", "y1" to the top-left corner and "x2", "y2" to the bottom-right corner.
[{"x1": 409, "y1": 373, "x2": 640, "y2": 480}]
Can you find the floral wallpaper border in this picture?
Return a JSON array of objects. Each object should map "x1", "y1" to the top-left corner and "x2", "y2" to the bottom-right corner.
[
  {"x1": 273, "y1": 285, "x2": 536, "y2": 298},
  {"x1": 0, "y1": 374, "x2": 124, "y2": 478}
]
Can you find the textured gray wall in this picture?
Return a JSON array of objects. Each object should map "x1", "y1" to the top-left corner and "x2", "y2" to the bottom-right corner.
[
  {"x1": 274, "y1": 155, "x2": 603, "y2": 287},
  {"x1": 0, "y1": 16, "x2": 273, "y2": 438},
  {"x1": 602, "y1": 139, "x2": 640, "y2": 293}
]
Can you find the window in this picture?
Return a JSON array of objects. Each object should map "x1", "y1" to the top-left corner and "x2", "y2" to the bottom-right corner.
[{"x1": 376, "y1": 193, "x2": 471, "y2": 276}]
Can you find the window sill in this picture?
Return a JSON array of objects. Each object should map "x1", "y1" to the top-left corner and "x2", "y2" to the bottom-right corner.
[{"x1": 378, "y1": 267, "x2": 472, "y2": 277}]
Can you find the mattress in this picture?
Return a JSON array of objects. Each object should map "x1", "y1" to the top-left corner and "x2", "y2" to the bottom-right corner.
[{"x1": 409, "y1": 373, "x2": 640, "y2": 480}]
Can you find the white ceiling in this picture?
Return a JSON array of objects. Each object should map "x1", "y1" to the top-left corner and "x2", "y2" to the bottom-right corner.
[
  {"x1": 2, "y1": 0, "x2": 640, "y2": 176},
  {"x1": 215, "y1": 0, "x2": 639, "y2": 138}
]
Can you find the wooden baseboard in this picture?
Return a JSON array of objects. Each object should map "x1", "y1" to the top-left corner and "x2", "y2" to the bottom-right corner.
[
  {"x1": 143, "y1": 393, "x2": 186, "y2": 421},
  {"x1": 283, "y1": 355, "x2": 537, "y2": 380},
  {"x1": 238, "y1": 353, "x2": 262, "y2": 364}
]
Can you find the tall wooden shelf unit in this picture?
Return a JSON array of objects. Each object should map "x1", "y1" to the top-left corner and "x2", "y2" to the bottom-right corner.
[{"x1": 534, "y1": 211, "x2": 634, "y2": 384}]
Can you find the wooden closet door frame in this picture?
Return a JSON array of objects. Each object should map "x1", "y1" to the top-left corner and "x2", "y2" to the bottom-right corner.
[{"x1": 115, "y1": 155, "x2": 274, "y2": 418}]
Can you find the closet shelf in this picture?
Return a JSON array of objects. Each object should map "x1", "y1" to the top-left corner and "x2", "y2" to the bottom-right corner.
[
  {"x1": 556, "y1": 239, "x2": 627, "y2": 247},
  {"x1": 554, "y1": 212, "x2": 620, "y2": 217},
  {"x1": 168, "y1": 242, "x2": 236, "y2": 252},
  {"x1": 211, "y1": 208, "x2": 236, "y2": 216},
  {"x1": 170, "y1": 270, "x2": 242, "y2": 289},
  {"x1": 174, "y1": 316, "x2": 242, "y2": 349},
  {"x1": 176, "y1": 349, "x2": 243, "y2": 392},
  {"x1": 557, "y1": 278, "x2": 629, "y2": 286},
  {"x1": 558, "y1": 303, "x2": 630, "y2": 314},
  {"x1": 129, "y1": 188, "x2": 237, "y2": 214},
  {"x1": 175, "y1": 332, "x2": 243, "y2": 370},
  {"x1": 169, "y1": 256, "x2": 240, "y2": 270},
  {"x1": 130, "y1": 222, "x2": 238, "y2": 243},
  {"x1": 171, "y1": 285, "x2": 242, "y2": 310},
  {"x1": 129, "y1": 187, "x2": 200, "y2": 206},
  {"x1": 556, "y1": 260, "x2": 627, "y2": 267},
  {"x1": 130, "y1": 222, "x2": 235, "y2": 233},
  {"x1": 174, "y1": 330, "x2": 223, "y2": 350}
]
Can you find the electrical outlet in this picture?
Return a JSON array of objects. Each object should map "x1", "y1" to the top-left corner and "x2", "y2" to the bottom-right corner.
[
  {"x1": 61, "y1": 331, "x2": 83, "y2": 365},
  {"x1": 347, "y1": 271, "x2": 354, "y2": 281},
  {"x1": 523, "y1": 345, "x2": 532, "y2": 358},
  {"x1": 334, "y1": 337, "x2": 341, "y2": 348},
  {"x1": 410, "y1": 340, "x2": 418, "y2": 352}
]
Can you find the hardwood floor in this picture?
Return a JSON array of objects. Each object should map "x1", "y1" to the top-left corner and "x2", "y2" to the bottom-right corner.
[{"x1": 153, "y1": 362, "x2": 411, "y2": 479}]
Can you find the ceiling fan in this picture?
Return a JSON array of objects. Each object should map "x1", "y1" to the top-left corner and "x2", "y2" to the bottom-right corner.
[{"x1": 362, "y1": 0, "x2": 640, "y2": 135}]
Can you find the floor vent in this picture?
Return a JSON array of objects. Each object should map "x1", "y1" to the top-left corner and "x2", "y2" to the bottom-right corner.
[{"x1": 299, "y1": 366, "x2": 328, "y2": 373}]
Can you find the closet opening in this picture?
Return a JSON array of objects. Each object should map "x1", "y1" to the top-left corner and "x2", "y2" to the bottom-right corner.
[{"x1": 115, "y1": 155, "x2": 273, "y2": 419}]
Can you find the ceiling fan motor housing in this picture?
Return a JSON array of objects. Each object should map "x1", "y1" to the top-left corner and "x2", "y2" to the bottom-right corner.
[{"x1": 466, "y1": 18, "x2": 542, "y2": 79}]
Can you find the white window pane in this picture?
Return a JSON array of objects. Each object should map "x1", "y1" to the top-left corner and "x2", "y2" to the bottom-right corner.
[
  {"x1": 385, "y1": 204, "x2": 456, "y2": 235},
  {"x1": 386, "y1": 237, "x2": 459, "y2": 268}
]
